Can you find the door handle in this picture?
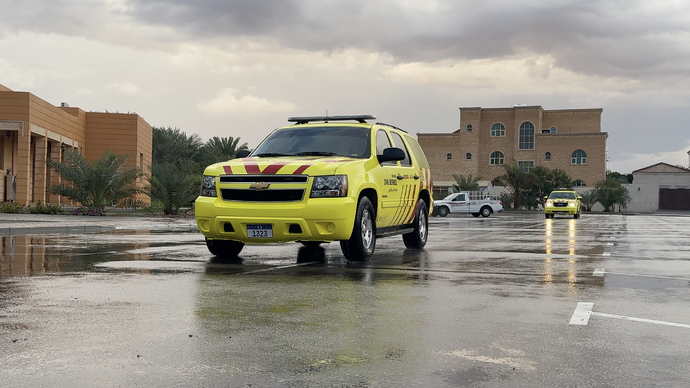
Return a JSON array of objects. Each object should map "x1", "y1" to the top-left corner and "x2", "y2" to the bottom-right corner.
[
  {"x1": 397, "y1": 175, "x2": 404, "y2": 180},
  {"x1": 413, "y1": 175, "x2": 420, "y2": 180}
]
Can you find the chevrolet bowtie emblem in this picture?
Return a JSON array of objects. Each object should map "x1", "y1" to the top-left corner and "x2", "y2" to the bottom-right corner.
[{"x1": 249, "y1": 182, "x2": 270, "y2": 191}]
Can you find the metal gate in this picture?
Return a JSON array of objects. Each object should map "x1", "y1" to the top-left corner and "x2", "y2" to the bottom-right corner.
[{"x1": 659, "y1": 188, "x2": 690, "y2": 210}]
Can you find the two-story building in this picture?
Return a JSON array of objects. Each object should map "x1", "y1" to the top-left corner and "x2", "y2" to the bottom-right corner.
[
  {"x1": 418, "y1": 105, "x2": 608, "y2": 195},
  {"x1": 1, "y1": 84, "x2": 152, "y2": 205}
]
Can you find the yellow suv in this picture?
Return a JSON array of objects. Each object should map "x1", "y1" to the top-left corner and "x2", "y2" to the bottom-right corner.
[
  {"x1": 544, "y1": 189, "x2": 582, "y2": 219},
  {"x1": 194, "y1": 115, "x2": 433, "y2": 261}
]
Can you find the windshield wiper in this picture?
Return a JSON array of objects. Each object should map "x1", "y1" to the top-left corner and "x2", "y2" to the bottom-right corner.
[
  {"x1": 294, "y1": 151, "x2": 338, "y2": 156},
  {"x1": 253, "y1": 153, "x2": 292, "y2": 157}
]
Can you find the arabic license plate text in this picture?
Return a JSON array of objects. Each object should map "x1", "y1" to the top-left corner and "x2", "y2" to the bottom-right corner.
[{"x1": 247, "y1": 224, "x2": 273, "y2": 238}]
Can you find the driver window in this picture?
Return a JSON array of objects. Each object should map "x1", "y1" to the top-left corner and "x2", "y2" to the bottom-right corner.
[
  {"x1": 390, "y1": 132, "x2": 411, "y2": 166},
  {"x1": 376, "y1": 130, "x2": 396, "y2": 165}
]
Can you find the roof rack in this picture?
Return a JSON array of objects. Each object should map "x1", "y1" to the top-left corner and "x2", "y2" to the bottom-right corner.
[
  {"x1": 287, "y1": 115, "x2": 376, "y2": 124},
  {"x1": 376, "y1": 121, "x2": 407, "y2": 133}
]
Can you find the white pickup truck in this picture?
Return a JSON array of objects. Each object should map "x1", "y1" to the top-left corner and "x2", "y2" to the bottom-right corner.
[{"x1": 432, "y1": 192, "x2": 503, "y2": 218}]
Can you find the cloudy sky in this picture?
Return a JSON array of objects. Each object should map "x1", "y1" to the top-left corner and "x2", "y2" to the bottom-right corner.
[{"x1": 1, "y1": 0, "x2": 689, "y2": 173}]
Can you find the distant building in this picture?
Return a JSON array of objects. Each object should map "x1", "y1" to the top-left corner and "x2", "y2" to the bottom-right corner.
[
  {"x1": 1, "y1": 84, "x2": 152, "y2": 205},
  {"x1": 418, "y1": 105, "x2": 608, "y2": 195},
  {"x1": 626, "y1": 162, "x2": 690, "y2": 212}
]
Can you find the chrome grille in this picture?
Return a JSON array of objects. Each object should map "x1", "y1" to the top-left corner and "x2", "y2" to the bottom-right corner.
[{"x1": 221, "y1": 188, "x2": 305, "y2": 202}]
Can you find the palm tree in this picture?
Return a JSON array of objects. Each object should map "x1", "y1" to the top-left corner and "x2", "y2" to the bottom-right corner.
[
  {"x1": 494, "y1": 159, "x2": 537, "y2": 210},
  {"x1": 152, "y1": 127, "x2": 205, "y2": 173},
  {"x1": 203, "y1": 136, "x2": 249, "y2": 165},
  {"x1": 145, "y1": 162, "x2": 199, "y2": 215},
  {"x1": 47, "y1": 149, "x2": 142, "y2": 213},
  {"x1": 579, "y1": 190, "x2": 598, "y2": 212},
  {"x1": 452, "y1": 173, "x2": 481, "y2": 192},
  {"x1": 529, "y1": 166, "x2": 572, "y2": 206}
]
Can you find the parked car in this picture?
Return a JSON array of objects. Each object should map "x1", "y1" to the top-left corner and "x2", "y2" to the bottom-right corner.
[
  {"x1": 194, "y1": 115, "x2": 433, "y2": 261},
  {"x1": 544, "y1": 189, "x2": 582, "y2": 218},
  {"x1": 432, "y1": 192, "x2": 503, "y2": 217}
]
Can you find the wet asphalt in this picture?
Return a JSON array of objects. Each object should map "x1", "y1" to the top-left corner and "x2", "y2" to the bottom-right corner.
[{"x1": 1, "y1": 212, "x2": 690, "y2": 387}]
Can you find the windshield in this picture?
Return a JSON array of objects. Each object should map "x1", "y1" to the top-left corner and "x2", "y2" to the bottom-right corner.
[
  {"x1": 549, "y1": 192, "x2": 577, "y2": 199},
  {"x1": 252, "y1": 126, "x2": 371, "y2": 158}
]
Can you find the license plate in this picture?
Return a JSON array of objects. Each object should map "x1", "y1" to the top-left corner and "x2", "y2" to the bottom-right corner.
[{"x1": 247, "y1": 224, "x2": 273, "y2": 238}]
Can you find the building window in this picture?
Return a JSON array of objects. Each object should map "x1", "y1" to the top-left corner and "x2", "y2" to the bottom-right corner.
[
  {"x1": 518, "y1": 122, "x2": 535, "y2": 150},
  {"x1": 466, "y1": 124, "x2": 473, "y2": 133},
  {"x1": 518, "y1": 161, "x2": 534, "y2": 172},
  {"x1": 491, "y1": 123, "x2": 505, "y2": 137},
  {"x1": 446, "y1": 153, "x2": 453, "y2": 160},
  {"x1": 490, "y1": 151, "x2": 504, "y2": 165},
  {"x1": 466, "y1": 153, "x2": 472, "y2": 160},
  {"x1": 550, "y1": 126, "x2": 557, "y2": 133},
  {"x1": 572, "y1": 150, "x2": 587, "y2": 164},
  {"x1": 545, "y1": 152, "x2": 551, "y2": 160},
  {"x1": 573, "y1": 179, "x2": 586, "y2": 187}
]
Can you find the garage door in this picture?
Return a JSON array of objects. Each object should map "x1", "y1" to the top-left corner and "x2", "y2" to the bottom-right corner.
[{"x1": 659, "y1": 188, "x2": 690, "y2": 210}]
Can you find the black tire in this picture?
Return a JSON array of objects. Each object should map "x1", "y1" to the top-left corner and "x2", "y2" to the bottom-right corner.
[
  {"x1": 545, "y1": 214, "x2": 550, "y2": 219},
  {"x1": 480, "y1": 206, "x2": 492, "y2": 218},
  {"x1": 403, "y1": 199, "x2": 428, "y2": 249},
  {"x1": 472, "y1": 213, "x2": 480, "y2": 217},
  {"x1": 206, "y1": 238, "x2": 244, "y2": 257},
  {"x1": 438, "y1": 206, "x2": 450, "y2": 217},
  {"x1": 340, "y1": 197, "x2": 376, "y2": 261},
  {"x1": 574, "y1": 213, "x2": 580, "y2": 219}
]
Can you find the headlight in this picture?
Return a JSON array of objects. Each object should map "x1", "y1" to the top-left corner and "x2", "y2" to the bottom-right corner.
[
  {"x1": 310, "y1": 175, "x2": 348, "y2": 198},
  {"x1": 200, "y1": 175, "x2": 217, "y2": 197},
  {"x1": 569, "y1": 201, "x2": 576, "y2": 207},
  {"x1": 546, "y1": 200, "x2": 553, "y2": 206}
]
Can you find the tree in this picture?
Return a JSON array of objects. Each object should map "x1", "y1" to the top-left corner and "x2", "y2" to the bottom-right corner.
[
  {"x1": 202, "y1": 136, "x2": 249, "y2": 166},
  {"x1": 152, "y1": 127, "x2": 205, "y2": 174},
  {"x1": 145, "y1": 162, "x2": 200, "y2": 215},
  {"x1": 47, "y1": 149, "x2": 142, "y2": 213},
  {"x1": 579, "y1": 190, "x2": 598, "y2": 212},
  {"x1": 593, "y1": 176, "x2": 631, "y2": 212},
  {"x1": 528, "y1": 166, "x2": 572, "y2": 207},
  {"x1": 452, "y1": 173, "x2": 481, "y2": 192},
  {"x1": 494, "y1": 159, "x2": 538, "y2": 210}
]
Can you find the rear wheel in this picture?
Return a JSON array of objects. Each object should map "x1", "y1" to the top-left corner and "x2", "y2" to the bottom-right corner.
[
  {"x1": 205, "y1": 238, "x2": 244, "y2": 258},
  {"x1": 480, "y1": 206, "x2": 492, "y2": 217},
  {"x1": 340, "y1": 197, "x2": 376, "y2": 261},
  {"x1": 437, "y1": 206, "x2": 450, "y2": 217},
  {"x1": 403, "y1": 199, "x2": 428, "y2": 249}
]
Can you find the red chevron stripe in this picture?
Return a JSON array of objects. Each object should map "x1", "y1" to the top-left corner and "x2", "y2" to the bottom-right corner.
[
  {"x1": 223, "y1": 165, "x2": 233, "y2": 175},
  {"x1": 293, "y1": 165, "x2": 311, "y2": 175},
  {"x1": 261, "y1": 163, "x2": 287, "y2": 175}
]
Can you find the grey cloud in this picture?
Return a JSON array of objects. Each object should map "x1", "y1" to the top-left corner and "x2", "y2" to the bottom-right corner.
[{"x1": 2, "y1": 0, "x2": 690, "y2": 79}]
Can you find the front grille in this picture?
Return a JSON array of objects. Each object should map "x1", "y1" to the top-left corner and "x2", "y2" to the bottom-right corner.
[
  {"x1": 220, "y1": 175, "x2": 308, "y2": 183},
  {"x1": 554, "y1": 202, "x2": 569, "y2": 207},
  {"x1": 221, "y1": 188, "x2": 305, "y2": 202}
]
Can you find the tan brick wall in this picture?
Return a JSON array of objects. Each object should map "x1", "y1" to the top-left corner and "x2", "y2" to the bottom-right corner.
[{"x1": 421, "y1": 106, "x2": 608, "y2": 187}]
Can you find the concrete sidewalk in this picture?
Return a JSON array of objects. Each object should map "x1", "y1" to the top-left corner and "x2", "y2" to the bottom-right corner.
[{"x1": 0, "y1": 213, "x2": 198, "y2": 236}]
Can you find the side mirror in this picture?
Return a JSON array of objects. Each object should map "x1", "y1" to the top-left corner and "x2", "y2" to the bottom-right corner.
[
  {"x1": 236, "y1": 149, "x2": 251, "y2": 158},
  {"x1": 577, "y1": 196, "x2": 583, "y2": 200},
  {"x1": 377, "y1": 147, "x2": 405, "y2": 163},
  {"x1": 543, "y1": 196, "x2": 548, "y2": 200}
]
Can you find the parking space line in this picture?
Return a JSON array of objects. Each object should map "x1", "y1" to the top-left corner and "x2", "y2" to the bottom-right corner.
[
  {"x1": 242, "y1": 262, "x2": 320, "y2": 274},
  {"x1": 591, "y1": 312, "x2": 690, "y2": 329},
  {"x1": 602, "y1": 252, "x2": 611, "y2": 257},
  {"x1": 569, "y1": 302, "x2": 593, "y2": 325},
  {"x1": 592, "y1": 270, "x2": 690, "y2": 282},
  {"x1": 593, "y1": 268, "x2": 605, "y2": 276}
]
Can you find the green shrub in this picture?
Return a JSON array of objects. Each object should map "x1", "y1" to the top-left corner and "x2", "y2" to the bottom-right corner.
[{"x1": 0, "y1": 202, "x2": 25, "y2": 213}]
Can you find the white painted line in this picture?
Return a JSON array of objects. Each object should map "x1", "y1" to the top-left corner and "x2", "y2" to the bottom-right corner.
[
  {"x1": 242, "y1": 261, "x2": 319, "y2": 274},
  {"x1": 602, "y1": 252, "x2": 611, "y2": 257},
  {"x1": 606, "y1": 243, "x2": 614, "y2": 246},
  {"x1": 569, "y1": 302, "x2": 593, "y2": 325},
  {"x1": 591, "y1": 312, "x2": 690, "y2": 329},
  {"x1": 593, "y1": 268, "x2": 605, "y2": 276},
  {"x1": 598, "y1": 271, "x2": 690, "y2": 282}
]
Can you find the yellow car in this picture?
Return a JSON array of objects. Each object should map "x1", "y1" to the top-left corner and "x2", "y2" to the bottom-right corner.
[
  {"x1": 544, "y1": 189, "x2": 582, "y2": 219},
  {"x1": 194, "y1": 115, "x2": 433, "y2": 261}
]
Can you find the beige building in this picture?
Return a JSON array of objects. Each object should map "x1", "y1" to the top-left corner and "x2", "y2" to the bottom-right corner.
[
  {"x1": 418, "y1": 105, "x2": 608, "y2": 194},
  {"x1": 0, "y1": 84, "x2": 152, "y2": 206}
]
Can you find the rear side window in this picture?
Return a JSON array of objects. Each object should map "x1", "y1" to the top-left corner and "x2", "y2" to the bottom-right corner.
[
  {"x1": 406, "y1": 137, "x2": 430, "y2": 169},
  {"x1": 389, "y1": 132, "x2": 411, "y2": 166}
]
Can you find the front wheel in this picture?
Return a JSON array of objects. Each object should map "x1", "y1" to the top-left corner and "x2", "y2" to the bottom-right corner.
[
  {"x1": 205, "y1": 238, "x2": 244, "y2": 258},
  {"x1": 340, "y1": 197, "x2": 376, "y2": 261},
  {"x1": 403, "y1": 199, "x2": 428, "y2": 249}
]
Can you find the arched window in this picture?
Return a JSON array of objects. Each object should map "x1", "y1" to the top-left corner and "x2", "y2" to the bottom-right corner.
[
  {"x1": 519, "y1": 122, "x2": 535, "y2": 150},
  {"x1": 466, "y1": 153, "x2": 472, "y2": 160},
  {"x1": 550, "y1": 126, "x2": 557, "y2": 133},
  {"x1": 573, "y1": 179, "x2": 586, "y2": 187},
  {"x1": 491, "y1": 123, "x2": 505, "y2": 137},
  {"x1": 572, "y1": 150, "x2": 587, "y2": 164},
  {"x1": 490, "y1": 151, "x2": 504, "y2": 165},
  {"x1": 466, "y1": 124, "x2": 473, "y2": 132},
  {"x1": 446, "y1": 153, "x2": 453, "y2": 160},
  {"x1": 545, "y1": 152, "x2": 551, "y2": 160}
]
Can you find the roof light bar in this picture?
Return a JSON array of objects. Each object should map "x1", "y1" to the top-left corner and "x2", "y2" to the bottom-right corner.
[{"x1": 288, "y1": 115, "x2": 377, "y2": 124}]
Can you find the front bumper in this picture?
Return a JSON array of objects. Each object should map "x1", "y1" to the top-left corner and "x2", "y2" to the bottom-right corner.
[
  {"x1": 544, "y1": 206, "x2": 579, "y2": 215},
  {"x1": 194, "y1": 196, "x2": 357, "y2": 243}
]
